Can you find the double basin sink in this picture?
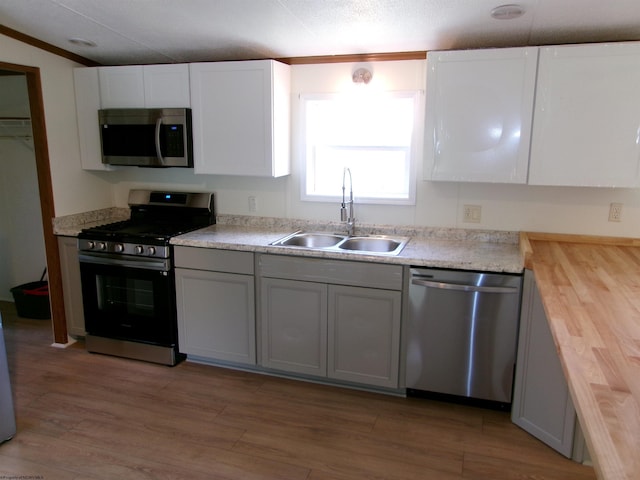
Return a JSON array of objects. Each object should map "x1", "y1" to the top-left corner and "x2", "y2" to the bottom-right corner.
[{"x1": 270, "y1": 231, "x2": 409, "y2": 256}]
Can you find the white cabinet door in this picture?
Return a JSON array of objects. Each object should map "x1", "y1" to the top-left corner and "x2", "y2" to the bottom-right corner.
[
  {"x1": 98, "y1": 64, "x2": 190, "y2": 108},
  {"x1": 260, "y1": 277, "x2": 327, "y2": 376},
  {"x1": 57, "y1": 236, "x2": 85, "y2": 337},
  {"x1": 424, "y1": 47, "x2": 537, "y2": 183},
  {"x1": 142, "y1": 64, "x2": 190, "y2": 107},
  {"x1": 175, "y1": 268, "x2": 256, "y2": 365},
  {"x1": 98, "y1": 66, "x2": 145, "y2": 108},
  {"x1": 328, "y1": 285, "x2": 401, "y2": 388},
  {"x1": 189, "y1": 60, "x2": 291, "y2": 177},
  {"x1": 73, "y1": 68, "x2": 112, "y2": 171},
  {"x1": 512, "y1": 270, "x2": 576, "y2": 457},
  {"x1": 529, "y1": 43, "x2": 640, "y2": 187}
]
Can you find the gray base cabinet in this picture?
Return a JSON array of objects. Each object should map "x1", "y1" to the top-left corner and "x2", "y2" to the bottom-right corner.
[
  {"x1": 175, "y1": 247, "x2": 256, "y2": 365},
  {"x1": 258, "y1": 254, "x2": 402, "y2": 389},
  {"x1": 261, "y1": 278, "x2": 327, "y2": 376},
  {"x1": 512, "y1": 270, "x2": 577, "y2": 458},
  {"x1": 57, "y1": 236, "x2": 85, "y2": 337},
  {"x1": 328, "y1": 285, "x2": 401, "y2": 387}
]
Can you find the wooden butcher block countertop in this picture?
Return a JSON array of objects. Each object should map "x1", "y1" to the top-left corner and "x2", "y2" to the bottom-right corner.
[{"x1": 521, "y1": 232, "x2": 640, "y2": 480}]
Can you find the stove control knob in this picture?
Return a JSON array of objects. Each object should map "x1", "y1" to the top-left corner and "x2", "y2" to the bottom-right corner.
[
  {"x1": 114, "y1": 243, "x2": 124, "y2": 253},
  {"x1": 134, "y1": 245, "x2": 144, "y2": 255},
  {"x1": 148, "y1": 246, "x2": 156, "y2": 256},
  {"x1": 97, "y1": 242, "x2": 106, "y2": 251},
  {"x1": 86, "y1": 241, "x2": 95, "y2": 250}
]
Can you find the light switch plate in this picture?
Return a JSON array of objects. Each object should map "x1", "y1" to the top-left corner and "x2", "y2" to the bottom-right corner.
[{"x1": 463, "y1": 204, "x2": 482, "y2": 223}]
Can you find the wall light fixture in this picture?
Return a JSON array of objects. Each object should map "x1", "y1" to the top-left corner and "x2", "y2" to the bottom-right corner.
[{"x1": 352, "y1": 68, "x2": 373, "y2": 84}]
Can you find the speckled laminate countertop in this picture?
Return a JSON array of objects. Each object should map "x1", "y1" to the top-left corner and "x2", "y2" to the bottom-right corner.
[
  {"x1": 171, "y1": 216, "x2": 524, "y2": 273},
  {"x1": 53, "y1": 207, "x2": 130, "y2": 236},
  {"x1": 53, "y1": 210, "x2": 524, "y2": 273}
]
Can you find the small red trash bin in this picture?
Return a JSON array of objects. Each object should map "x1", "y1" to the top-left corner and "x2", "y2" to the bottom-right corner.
[{"x1": 10, "y1": 269, "x2": 51, "y2": 320}]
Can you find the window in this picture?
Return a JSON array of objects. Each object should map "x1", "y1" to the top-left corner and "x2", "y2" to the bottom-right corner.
[{"x1": 301, "y1": 90, "x2": 421, "y2": 205}]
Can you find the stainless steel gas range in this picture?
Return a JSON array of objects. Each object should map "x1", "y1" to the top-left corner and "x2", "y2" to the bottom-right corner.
[{"x1": 78, "y1": 189, "x2": 215, "y2": 366}]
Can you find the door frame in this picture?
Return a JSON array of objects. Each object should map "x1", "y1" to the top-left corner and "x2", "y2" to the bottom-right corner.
[{"x1": 1, "y1": 60, "x2": 67, "y2": 344}]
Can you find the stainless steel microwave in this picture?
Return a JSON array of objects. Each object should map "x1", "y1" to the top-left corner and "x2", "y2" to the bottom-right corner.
[{"x1": 98, "y1": 108, "x2": 193, "y2": 167}]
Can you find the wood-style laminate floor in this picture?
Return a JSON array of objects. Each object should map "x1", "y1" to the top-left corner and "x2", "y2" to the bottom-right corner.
[{"x1": 0, "y1": 301, "x2": 596, "y2": 480}]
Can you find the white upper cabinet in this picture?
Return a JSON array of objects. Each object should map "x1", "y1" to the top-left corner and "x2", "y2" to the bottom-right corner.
[
  {"x1": 142, "y1": 64, "x2": 191, "y2": 107},
  {"x1": 189, "y1": 59, "x2": 291, "y2": 177},
  {"x1": 74, "y1": 64, "x2": 191, "y2": 170},
  {"x1": 73, "y1": 68, "x2": 111, "y2": 170},
  {"x1": 98, "y1": 64, "x2": 190, "y2": 108},
  {"x1": 424, "y1": 47, "x2": 538, "y2": 183},
  {"x1": 529, "y1": 43, "x2": 640, "y2": 187},
  {"x1": 98, "y1": 66, "x2": 144, "y2": 108}
]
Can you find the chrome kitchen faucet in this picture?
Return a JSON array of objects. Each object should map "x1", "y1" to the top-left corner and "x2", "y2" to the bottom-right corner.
[{"x1": 341, "y1": 167, "x2": 355, "y2": 236}]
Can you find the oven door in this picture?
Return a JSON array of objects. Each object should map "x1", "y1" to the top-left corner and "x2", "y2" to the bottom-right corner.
[{"x1": 79, "y1": 252, "x2": 176, "y2": 346}]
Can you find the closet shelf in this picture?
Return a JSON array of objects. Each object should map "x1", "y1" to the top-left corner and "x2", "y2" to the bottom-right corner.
[{"x1": 0, "y1": 117, "x2": 32, "y2": 138}]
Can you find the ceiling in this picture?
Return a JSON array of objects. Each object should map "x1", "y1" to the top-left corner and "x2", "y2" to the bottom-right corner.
[{"x1": 2, "y1": 0, "x2": 640, "y2": 66}]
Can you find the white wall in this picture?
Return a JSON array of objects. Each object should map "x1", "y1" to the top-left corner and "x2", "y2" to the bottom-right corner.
[
  {"x1": 110, "y1": 59, "x2": 640, "y2": 237},
  {"x1": 3, "y1": 31, "x2": 639, "y2": 238},
  {"x1": 0, "y1": 33, "x2": 113, "y2": 217}
]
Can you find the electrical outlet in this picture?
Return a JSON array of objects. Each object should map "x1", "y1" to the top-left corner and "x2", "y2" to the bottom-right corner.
[
  {"x1": 608, "y1": 202, "x2": 622, "y2": 222},
  {"x1": 248, "y1": 196, "x2": 257, "y2": 213},
  {"x1": 463, "y1": 204, "x2": 482, "y2": 223}
]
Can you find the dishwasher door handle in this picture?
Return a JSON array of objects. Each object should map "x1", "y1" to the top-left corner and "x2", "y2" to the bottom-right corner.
[{"x1": 411, "y1": 278, "x2": 520, "y2": 294}]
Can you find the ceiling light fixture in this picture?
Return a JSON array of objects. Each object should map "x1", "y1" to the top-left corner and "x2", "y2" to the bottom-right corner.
[
  {"x1": 490, "y1": 4, "x2": 525, "y2": 20},
  {"x1": 68, "y1": 37, "x2": 97, "y2": 47},
  {"x1": 352, "y1": 68, "x2": 372, "y2": 84}
]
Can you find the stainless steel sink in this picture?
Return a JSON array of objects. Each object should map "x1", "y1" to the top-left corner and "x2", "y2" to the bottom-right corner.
[
  {"x1": 338, "y1": 236, "x2": 402, "y2": 253},
  {"x1": 270, "y1": 231, "x2": 408, "y2": 256},
  {"x1": 273, "y1": 232, "x2": 346, "y2": 248}
]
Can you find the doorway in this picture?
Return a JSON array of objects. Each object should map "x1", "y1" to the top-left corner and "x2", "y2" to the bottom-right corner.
[
  {"x1": 0, "y1": 71, "x2": 46, "y2": 301},
  {"x1": 0, "y1": 61, "x2": 67, "y2": 344}
]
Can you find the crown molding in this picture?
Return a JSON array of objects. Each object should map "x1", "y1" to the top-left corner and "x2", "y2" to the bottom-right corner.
[
  {"x1": 278, "y1": 51, "x2": 426, "y2": 65},
  {"x1": 0, "y1": 24, "x2": 101, "y2": 67},
  {"x1": 2, "y1": 23, "x2": 426, "y2": 67}
]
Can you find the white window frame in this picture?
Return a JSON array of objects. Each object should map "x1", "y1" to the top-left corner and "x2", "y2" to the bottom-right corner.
[{"x1": 300, "y1": 90, "x2": 421, "y2": 206}]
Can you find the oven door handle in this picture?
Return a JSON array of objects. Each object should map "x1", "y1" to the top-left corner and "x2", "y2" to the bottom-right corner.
[{"x1": 79, "y1": 252, "x2": 170, "y2": 271}]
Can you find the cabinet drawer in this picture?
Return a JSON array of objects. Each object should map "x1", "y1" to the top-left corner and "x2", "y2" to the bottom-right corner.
[
  {"x1": 174, "y1": 247, "x2": 254, "y2": 274},
  {"x1": 257, "y1": 254, "x2": 402, "y2": 290}
]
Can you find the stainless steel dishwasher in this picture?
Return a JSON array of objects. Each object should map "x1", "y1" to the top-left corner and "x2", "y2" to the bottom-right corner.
[{"x1": 406, "y1": 267, "x2": 522, "y2": 409}]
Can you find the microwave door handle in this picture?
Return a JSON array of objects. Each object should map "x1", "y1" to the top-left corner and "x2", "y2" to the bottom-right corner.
[{"x1": 155, "y1": 116, "x2": 165, "y2": 165}]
